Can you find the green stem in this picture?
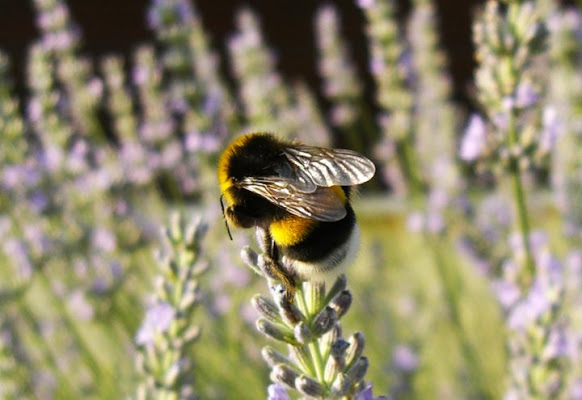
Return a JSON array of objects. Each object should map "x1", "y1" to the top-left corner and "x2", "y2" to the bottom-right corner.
[
  {"x1": 308, "y1": 341, "x2": 326, "y2": 384},
  {"x1": 298, "y1": 286, "x2": 326, "y2": 387},
  {"x1": 506, "y1": 106, "x2": 535, "y2": 289},
  {"x1": 398, "y1": 137, "x2": 424, "y2": 197},
  {"x1": 510, "y1": 169, "x2": 535, "y2": 289},
  {"x1": 428, "y1": 235, "x2": 494, "y2": 400},
  {"x1": 36, "y1": 270, "x2": 106, "y2": 389},
  {"x1": 17, "y1": 298, "x2": 78, "y2": 398},
  {"x1": 403, "y1": 138, "x2": 491, "y2": 398}
]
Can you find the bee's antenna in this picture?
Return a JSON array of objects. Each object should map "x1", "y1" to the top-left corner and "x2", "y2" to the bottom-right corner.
[{"x1": 220, "y1": 194, "x2": 233, "y2": 240}]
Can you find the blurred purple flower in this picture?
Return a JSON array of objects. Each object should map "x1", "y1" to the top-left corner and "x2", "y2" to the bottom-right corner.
[
  {"x1": 211, "y1": 293, "x2": 232, "y2": 316},
  {"x1": 540, "y1": 107, "x2": 561, "y2": 154},
  {"x1": 330, "y1": 104, "x2": 357, "y2": 126},
  {"x1": 514, "y1": 82, "x2": 540, "y2": 109},
  {"x1": 569, "y1": 379, "x2": 582, "y2": 400},
  {"x1": 38, "y1": 145, "x2": 64, "y2": 172},
  {"x1": 3, "y1": 238, "x2": 34, "y2": 279},
  {"x1": 426, "y1": 212, "x2": 444, "y2": 234},
  {"x1": 492, "y1": 279, "x2": 521, "y2": 309},
  {"x1": 528, "y1": 230, "x2": 548, "y2": 251},
  {"x1": 184, "y1": 132, "x2": 220, "y2": 153},
  {"x1": 491, "y1": 110, "x2": 509, "y2": 131},
  {"x1": 543, "y1": 328, "x2": 570, "y2": 359},
  {"x1": 135, "y1": 301, "x2": 175, "y2": 346},
  {"x1": 267, "y1": 383, "x2": 290, "y2": 400},
  {"x1": 459, "y1": 114, "x2": 487, "y2": 162},
  {"x1": 36, "y1": 2, "x2": 69, "y2": 30},
  {"x1": 1, "y1": 164, "x2": 41, "y2": 190},
  {"x1": 27, "y1": 98, "x2": 43, "y2": 123},
  {"x1": 406, "y1": 212, "x2": 424, "y2": 233},
  {"x1": 240, "y1": 303, "x2": 260, "y2": 326},
  {"x1": 203, "y1": 88, "x2": 222, "y2": 115},
  {"x1": 536, "y1": 252, "x2": 563, "y2": 291},
  {"x1": 66, "y1": 139, "x2": 89, "y2": 173},
  {"x1": 215, "y1": 249, "x2": 251, "y2": 288},
  {"x1": 369, "y1": 54, "x2": 386, "y2": 78},
  {"x1": 139, "y1": 119, "x2": 174, "y2": 142},
  {"x1": 147, "y1": 0, "x2": 194, "y2": 31},
  {"x1": 67, "y1": 290, "x2": 94, "y2": 321},
  {"x1": 90, "y1": 261, "x2": 123, "y2": 295},
  {"x1": 132, "y1": 64, "x2": 149, "y2": 85},
  {"x1": 23, "y1": 224, "x2": 52, "y2": 256},
  {"x1": 356, "y1": 0, "x2": 377, "y2": 9},
  {"x1": 506, "y1": 282, "x2": 551, "y2": 331},
  {"x1": 160, "y1": 141, "x2": 183, "y2": 169},
  {"x1": 86, "y1": 77, "x2": 104, "y2": 99},
  {"x1": 42, "y1": 29, "x2": 79, "y2": 52},
  {"x1": 29, "y1": 191, "x2": 49, "y2": 213},
  {"x1": 91, "y1": 227, "x2": 117, "y2": 253},
  {"x1": 392, "y1": 345, "x2": 418, "y2": 373}
]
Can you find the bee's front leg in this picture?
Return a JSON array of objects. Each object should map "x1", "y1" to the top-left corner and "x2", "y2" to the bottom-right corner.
[{"x1": 258, "y1": 230, "x2": 296, "y2": 303}]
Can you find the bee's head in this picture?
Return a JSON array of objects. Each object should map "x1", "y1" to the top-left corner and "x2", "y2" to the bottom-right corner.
[{"x1": 218, "y1": 133, "x2": 283, "y2": 181}]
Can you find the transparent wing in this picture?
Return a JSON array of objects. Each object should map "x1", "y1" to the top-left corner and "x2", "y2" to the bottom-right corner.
[
  {"x1": 238, "y1": 176, "x2": 347, "y2": 222},
  {"x1": 283, "y1": 146, "x2": 376, "y2": 187}
]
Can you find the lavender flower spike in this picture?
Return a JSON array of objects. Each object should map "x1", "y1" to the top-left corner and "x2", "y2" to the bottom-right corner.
[
  {"x1": 134, "y1": 212, "x2": 209, "y2": 400},
  {"x1": 241, "y1": 227, "x2": 373, "y2": 399}
]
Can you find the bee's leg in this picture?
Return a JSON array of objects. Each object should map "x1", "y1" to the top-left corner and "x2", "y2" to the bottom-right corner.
[
  {"x1": 259, "y1": 255, "x2": 299, "y2": 324},
  {"x1": 259, "y1": 229, "x2": 296, "y2": 303}
]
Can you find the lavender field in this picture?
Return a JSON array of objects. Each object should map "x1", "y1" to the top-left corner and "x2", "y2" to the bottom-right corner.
[{"x1": 1, "y1": 0, "x2": 581, "y2": 399}]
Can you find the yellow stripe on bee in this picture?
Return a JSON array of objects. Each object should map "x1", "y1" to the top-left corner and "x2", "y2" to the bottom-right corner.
[
  {"x1": 331, "y1": 185, "x2": 347, "y2": 204},
  {"x1": 270, "y1": 215, "x2": 316, "y2": 246},
  {"x1": 218, "y1": 134, "x2": 251, "y2": 204}
]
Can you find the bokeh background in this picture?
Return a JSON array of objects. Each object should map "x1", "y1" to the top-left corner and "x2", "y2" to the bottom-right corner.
[
  {"x1": 2, "y1": 1, "x2": 478, "y2": 104},
  {"x1": 1, "y1": 0, "x2": 582, "y2": 399}
]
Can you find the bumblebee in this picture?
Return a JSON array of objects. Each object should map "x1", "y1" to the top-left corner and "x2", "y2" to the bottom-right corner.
[{"x1": 218, "y1": 132, "x2": 375, "y2": 296}]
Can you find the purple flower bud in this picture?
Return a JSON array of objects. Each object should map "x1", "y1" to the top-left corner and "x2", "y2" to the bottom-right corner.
[
  {"x1": 460, "y1": 114, "x2": 487, "y2": 161},
  {"x1": 267, "y1": 383, "x2": 291, "y2": 400},
  {"x1": 357, "y1": 383, "x2": 388, "y2": 399}
]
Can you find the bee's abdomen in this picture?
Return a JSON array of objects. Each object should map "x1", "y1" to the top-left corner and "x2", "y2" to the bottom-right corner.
[{"x1": 277, "y1": 204, "x2": 356, "y2": 263}]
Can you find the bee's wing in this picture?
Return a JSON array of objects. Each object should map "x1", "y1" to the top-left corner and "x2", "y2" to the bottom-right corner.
[
  {"x1": 239, "y1": 176, "x2": 347, "y2": 222},
  {"x1": 283, "y1": 146, "x2": 376, "y2": 187}
]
